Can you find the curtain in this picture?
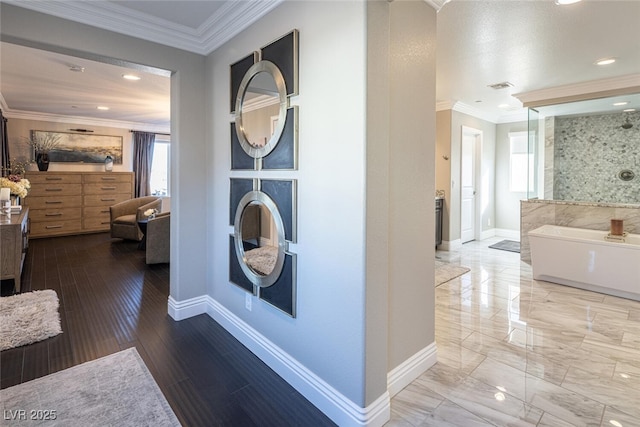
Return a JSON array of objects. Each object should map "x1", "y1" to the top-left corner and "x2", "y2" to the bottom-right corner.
[
  {"x1": 1, "y1": 110, "x2": 9, "y2": 177},
  {"x1": 132, "y1": 131, "x2": 156, "y2": 197}
]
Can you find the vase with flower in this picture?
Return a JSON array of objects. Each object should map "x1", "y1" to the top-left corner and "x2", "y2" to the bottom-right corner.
[
  {"x1": 23, "y1": 132, "x2": 61, "y2": 172},
  {"x1": 1, "y1": 158, "x2": 32, "y2": 205}
]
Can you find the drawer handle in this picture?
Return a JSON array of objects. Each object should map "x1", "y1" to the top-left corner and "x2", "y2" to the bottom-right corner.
[
  {"x1": 101, "y1": 221, "x2": 110, "y2": 225},
  {"x1": 45, "y1": 213, "x2": 63, "y2": 217},
  {"x1": 46, "y1": 188, "x2": 63, "y2": 192},
  {"x1": 46, "y1": 177, "x2": 63, "y2": 181},
  {"x1": 45, "y1": 225, "x2": 63, "y2": 229},
  {"x1": 101, "y1": 177, "x2": 117, "y2": 181},
  {"x1": 101, "y1": 198, "x2": 116, "y2": 202},
  {"x1": 101, "y1": 209, "x2": 109, "y2": 213},
  {"x1": 45, "y1": 201, "x2": 63, "y2": 204},
  {"x1": 101, "y1": 186, "x2": 117, "y2": 190}
]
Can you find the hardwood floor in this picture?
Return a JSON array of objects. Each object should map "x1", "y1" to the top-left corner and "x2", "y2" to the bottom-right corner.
[{"x1": 1, "y1": 232, "x2": 335, "y2": 427}]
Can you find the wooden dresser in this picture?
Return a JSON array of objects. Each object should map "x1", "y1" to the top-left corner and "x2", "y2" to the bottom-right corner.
[
  {"x1": 0, "y1": 207, "x2": 29, "y2": 292},
  {"x1": 25, "y1": 172, "x2": 134, "y2": 238}
]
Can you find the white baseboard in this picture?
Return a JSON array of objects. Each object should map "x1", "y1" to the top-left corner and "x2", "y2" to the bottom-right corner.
[
  {"x1": 494, "y1": 228, "x2": 520, "y2": 240},
  {"x1": 168, "y1": 295, "x2": 391, "y2": 427},
  {"x1": 480, "y1": 228, "x2": 496, "y2": 240},
  {"x1": 387, "y1": 342, "x2": 437, "y2": 397},
  {"x1": 439, "y1": 239, "x2": 461, "y2": 251},
  {"x1": 167, "y1": 295, "x2": 208, "y2": 320}
]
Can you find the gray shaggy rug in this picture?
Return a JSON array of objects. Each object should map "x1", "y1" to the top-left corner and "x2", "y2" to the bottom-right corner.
[
  {"x1": 435, "y1": 260, "x2": 470, "y2": 286},
  {"x1": 0, "y1": 289, "x2": 62, "y2": 351},
  {"x1": 0, "y1": 347, "x2": 181, "y2": 426}
]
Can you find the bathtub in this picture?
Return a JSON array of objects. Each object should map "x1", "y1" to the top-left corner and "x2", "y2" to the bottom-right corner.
[{"x1": 529, "y1": 224, "x2": 640, "y2": 301}]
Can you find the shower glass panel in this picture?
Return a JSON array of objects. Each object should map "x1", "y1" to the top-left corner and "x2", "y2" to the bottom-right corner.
[{"x1": 527, "y1": 107, "x2": 540, "y2": 200}]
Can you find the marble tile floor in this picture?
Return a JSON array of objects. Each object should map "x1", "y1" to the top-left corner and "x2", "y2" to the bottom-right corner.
[{"x1": 387, "y1": 237, "x2": 640, "y2": 427}]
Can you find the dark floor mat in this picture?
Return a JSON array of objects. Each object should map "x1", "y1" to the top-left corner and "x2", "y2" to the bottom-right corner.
[{"x1": 488, "y1": 240, "x2": 520, "y2": 253}]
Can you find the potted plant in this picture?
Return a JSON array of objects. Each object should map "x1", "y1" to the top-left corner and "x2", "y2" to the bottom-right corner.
[{"x1": 23, "y1": 132, "x2": 61, "y2": 171}]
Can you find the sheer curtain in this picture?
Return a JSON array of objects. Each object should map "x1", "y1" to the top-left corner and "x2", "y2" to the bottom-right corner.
[{"x1": 132, "y1": 131, "x2": 156, "y2": 197}]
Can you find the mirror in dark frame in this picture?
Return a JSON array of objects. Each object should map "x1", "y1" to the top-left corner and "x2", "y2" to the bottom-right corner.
[
  {"x1": 233, "y1": 190, "x2": 285, "y2": 287},
  {"x1": 235, "y1": 61, "x2": 287, "y2": 159}
]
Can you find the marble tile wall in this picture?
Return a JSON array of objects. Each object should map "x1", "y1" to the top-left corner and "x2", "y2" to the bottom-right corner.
[
  {"x1": 520, "y1": 199, "x2": 640, "y2": 263},
  {"x1": 552, "y1": 111, "x2": 640, "y2": 204}
]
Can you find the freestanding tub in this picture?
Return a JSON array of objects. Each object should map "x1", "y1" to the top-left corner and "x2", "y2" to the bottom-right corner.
[{"x1": 529, "y1": 224, "x2": 640, "y2": 301}]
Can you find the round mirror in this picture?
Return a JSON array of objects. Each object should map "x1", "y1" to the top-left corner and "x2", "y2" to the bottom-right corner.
[
  {"x1": 234, "y1": 191, "x2": 286, "y2": 287},
  {"x1": 235, "y1": 61, "x2": 287, "y2": 158}
]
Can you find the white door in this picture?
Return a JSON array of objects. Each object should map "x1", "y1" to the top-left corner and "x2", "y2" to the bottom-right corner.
[{"x1": 461, "y1": 132, "x2": 476, "y2": 243}]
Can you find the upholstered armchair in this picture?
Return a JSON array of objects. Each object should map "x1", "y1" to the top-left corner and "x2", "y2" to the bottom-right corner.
[
  {"x1": 110, "y1": 196, "x2": 162, "y2": 241},
  {"x1": 145, "y1": 211, "x2": 170, "y2": 264}
]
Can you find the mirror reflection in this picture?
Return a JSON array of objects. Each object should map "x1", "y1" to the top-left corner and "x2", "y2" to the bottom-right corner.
[
  {"x1": 528, "y1": 92, "x2": 640, "y2": 205},
  {"x1": 241, "y1": 71, "x2": 280, "y2": 148},
  {"x1": 240, "y1": 201, "x2": 278, "y2": 276}
]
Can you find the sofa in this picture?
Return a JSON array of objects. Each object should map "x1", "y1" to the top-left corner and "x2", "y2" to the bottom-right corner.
[
  {"x1": 145, "y1": 211, "x2": 170, "y2": 264},
  {"x1": 110, "y1": 196, "x2": 162, "y2": 241}
]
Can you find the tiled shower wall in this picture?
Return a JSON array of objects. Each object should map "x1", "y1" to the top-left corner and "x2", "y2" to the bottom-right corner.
[{"x1": 552, "y1": 111, "x2": 640, "y2": 204}]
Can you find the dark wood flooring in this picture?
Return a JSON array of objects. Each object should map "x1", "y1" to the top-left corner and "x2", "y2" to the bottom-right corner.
[{"x1": 1, "y1": 232, "x2": 335, "y2": 427}]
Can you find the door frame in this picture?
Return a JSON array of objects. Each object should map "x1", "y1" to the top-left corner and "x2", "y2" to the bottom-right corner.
[{"x1": 460, "y1": 125, "x2": 482, "y2": 243}]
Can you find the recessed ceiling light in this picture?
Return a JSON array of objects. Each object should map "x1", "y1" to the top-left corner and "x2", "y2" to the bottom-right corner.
[
  {"x1": 623, "y1": 108, "x2": 636, "y2": 113},
  {"x1": 613, "y1": 102, "x2": 629, "y2": 106},
  {"x1": 498, "y1": 104, "x2": 510, "y2": 109},
  {"x1": 69, "y1": 65, "x2": 85, "y2": 73},
  {"x1": 609, "y1": 420, "x2": 623, "y2": 427},
  {"x1": 555, "y1": 0, "x2": 581, "y2": 4},
  {"x1": 595, "y1": 58, "x2": 616, "y2": 66},
  {"x1": 122, "y1": 74, "x2": 141, "y2": 81},
  {"x1": 97, "y1": 106, "x2": 110, "y2": 111}
]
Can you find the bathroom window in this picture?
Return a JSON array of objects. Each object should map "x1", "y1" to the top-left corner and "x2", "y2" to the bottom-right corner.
[{"x1": 509, "y1": 132, "x2": 533, "y2": 193}]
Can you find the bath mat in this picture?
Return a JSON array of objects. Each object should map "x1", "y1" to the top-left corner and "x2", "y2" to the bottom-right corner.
[
  {"x1": 488, "y1": 240, "x2": 520, "y2": 253},
  {"x1": 0, "y1": 348, "x2": 181, "y2": 426},
  {"x1": 0, "y1": 289, "x2": 62, "y2": 351},
  {"x1": 435, "y1": 260, "x2": 470, "y2": 286}
]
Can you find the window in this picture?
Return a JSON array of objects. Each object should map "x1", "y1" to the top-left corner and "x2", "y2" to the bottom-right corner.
[
  {"x1": 150, "y1": 136, "x2": 170, "y2": 196},
  {"x1": 509, "y1": 131, "x2": 533, "y2": 193}
]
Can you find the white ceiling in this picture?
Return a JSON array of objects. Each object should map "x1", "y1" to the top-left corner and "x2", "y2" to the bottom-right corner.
[{"x1": 1, "y1": 0, "x2": 639, "y2": 130}]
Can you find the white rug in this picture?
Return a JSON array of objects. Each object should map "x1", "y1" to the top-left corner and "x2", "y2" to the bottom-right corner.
[
  {"x1": 0, "y1": 289, "x2": 62, "y2": 351},
  {"x1": 435, "y1": 260, "x2": 470, "y2": 286},
  {"x1": 0, "y1": 347, "x2": 181, "y2": 426}
]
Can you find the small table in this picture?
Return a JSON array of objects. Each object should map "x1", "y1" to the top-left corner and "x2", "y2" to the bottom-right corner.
[{"x1": 137, "y1": 219, "x2": 149, "y2": 250}]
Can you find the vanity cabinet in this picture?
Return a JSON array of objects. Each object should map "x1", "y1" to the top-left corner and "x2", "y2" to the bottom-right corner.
[
  {"x1": 0, "y1": 207, "x2": 29, "y2": 292},
  {"x1": 435, "y1": 198, "x2": 443, "y2": 247},
  {"x1": 25, "y1": 172, "x2": 133, "y2": 238}
]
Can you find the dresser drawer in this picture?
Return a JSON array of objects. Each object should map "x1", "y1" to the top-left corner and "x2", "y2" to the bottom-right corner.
[
  {"x1": 24, "y1": 195, "x2": 83, "y2": 209},
  {"x1": 26, "y1": 173, "x2": 82, "y2": 185},
  {"x1": 83, "y1": 173, "x2": 132, "y2": 184},
  {"x1": 84, "y1": 193, "x2": 131, "y2": 207},
  {"x1": 83, "y1": 182, "x2": 133, "y2": 195},
  {"x1": 29, "y1": 207, "x2": 82, "y2": 223},
  {"x1": 28, "y1": 183, "x2": 82, "y2": 197},
  {"x1": 83, "y1": 216, "x2": 112, "y2": 231},
  {"x1": 30, "y1": 219, "x2": 82, "y2": 237},
  {"x1": 83, "y1": 206, "x2": 112, "y2": 217}
]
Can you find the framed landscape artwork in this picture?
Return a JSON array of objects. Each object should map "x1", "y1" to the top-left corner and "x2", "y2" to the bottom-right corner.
[{"x1": 32, "y1": 130, "x2": 123, "y2": 164}]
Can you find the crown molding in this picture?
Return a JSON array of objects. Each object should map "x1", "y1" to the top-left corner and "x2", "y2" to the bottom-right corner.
[
  {"x1": 423, "y1": 0, "x2": 451, "y2": 12},
  {"x1": 3, "y1": 0, "x2": 283, "y2": 56},
  {"x1": 3, "y1": 108, "x2": 170, "y2": 134},
  {"x1": 436, "y1": 100, "x2": 455, "y2": 112},
  {"x1": 514, "y1": 74, "x2": 640, "y2": 108},
  {"x1": 451, "y1": 101, "x2": 500, "y2": 124}
]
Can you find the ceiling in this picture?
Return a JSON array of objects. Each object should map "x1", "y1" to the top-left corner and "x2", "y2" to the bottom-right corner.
[{"x1": 1, "y1": 0, "x2": 639, "y2": 130}]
